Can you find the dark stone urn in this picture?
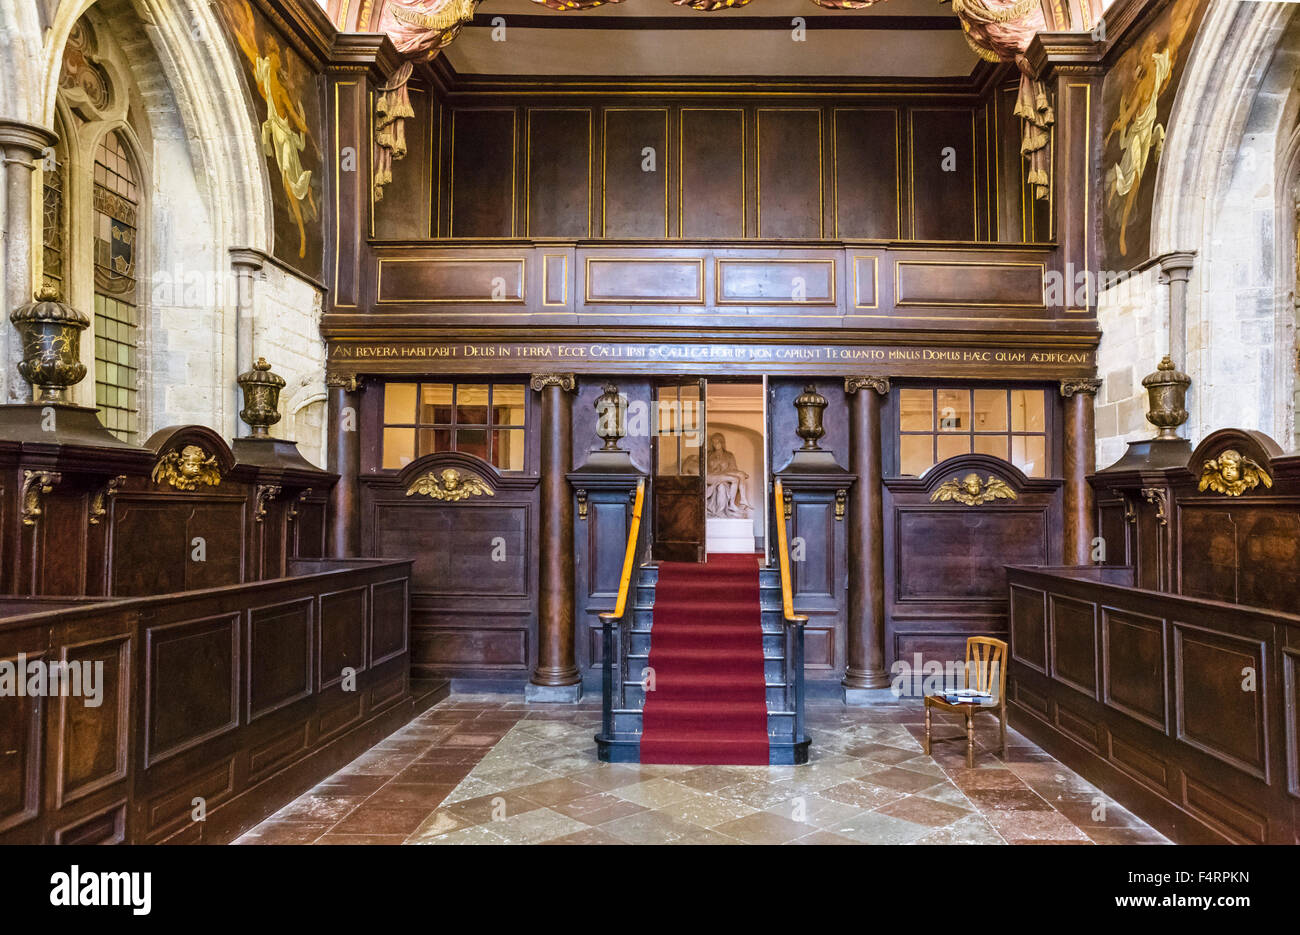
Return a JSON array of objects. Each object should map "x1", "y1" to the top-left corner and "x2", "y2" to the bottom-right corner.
[
  {"x1": 238, "y1": 357, "x2": 286, "y2": 437},
  {"x1": 9, "y1": 287, "x2": 89, "y2": 403}
]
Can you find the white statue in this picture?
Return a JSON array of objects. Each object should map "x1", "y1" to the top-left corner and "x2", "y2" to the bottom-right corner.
[{"x1": 687, "y1": 432, "x2": 753, "y2": 519}]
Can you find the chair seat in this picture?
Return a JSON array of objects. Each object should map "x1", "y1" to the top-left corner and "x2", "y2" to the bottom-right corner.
[{"x1": 923, "y1": 694, "x2": 999, "y2": 712}]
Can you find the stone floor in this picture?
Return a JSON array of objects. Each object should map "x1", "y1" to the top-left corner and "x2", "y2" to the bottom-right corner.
[{"x1": 235, "y1": 693, "x2": 1170, "y2": 845}]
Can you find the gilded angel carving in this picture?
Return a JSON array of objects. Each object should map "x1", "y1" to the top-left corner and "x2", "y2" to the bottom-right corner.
[
  {"x1": 1197, "y1": 449, "x2": 1272, "y2": 497},
  {"x1": 930, "y1": 472, "x2": 1018, "y2": 506},
  {"x1": 152, "y1": 445, "x2": 222, "y2": 491},
  {"x1": 406, "y1": 467, "x2": 495, "y2": 502}
]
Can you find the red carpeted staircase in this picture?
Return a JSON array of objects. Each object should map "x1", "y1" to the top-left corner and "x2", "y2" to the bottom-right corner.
[{"x1": 640, "y1": 553, "x2": 770, "y2": 765}]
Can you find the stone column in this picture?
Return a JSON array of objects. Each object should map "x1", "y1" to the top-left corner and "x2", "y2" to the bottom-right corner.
[
  {"x1": 844, "y1": 376, "x2": 891, "y2": 700},
  {"x1": 229, "y1": 248, "x2": 266, "y2": 436},
  {"x1": 1158, "y1": 251, "x2": 1196, "y2": 369},
  {"x1": 326, "y1": 374, "x2": 363, "y2": 558},
  {"x1": 1061, "y1": 379, "x2": 1102, "y2": 565},
  {"x1": 529, "y1": 372, "x2": 580, "y2": 702},
  {"x1": 0, "y1": 120, "x2": 59, "y2": 402}
]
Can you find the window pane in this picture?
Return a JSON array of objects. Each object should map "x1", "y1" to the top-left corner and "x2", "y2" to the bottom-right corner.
[
  {"x1": 417, "y1": 428, "x2": 451, "y2": 458},
  {"x1": 974, "y1": 435, "x2": 1009, "y2": 461},
  {"x1": 900, "y1": 435, "x2": 933, "y2": 476},
  {"x1": 1012, "y1": 435, "x2": 1046, "y2": 478},
  {"x1": 936, "y1": 433, "x2": 971, "y2": 464},
  {"x1": 457, "y1": 428, "x2": 489, "y2": 461},
  {"x1": 382, "y1": 428, "x2": 415, "y2": 469},
  {"x1": 972, "y1": 389, "x2": 1008, "y2": 433},
  {"x1": 899, "y1": 389, "x2": 933, "y2": 432},
  {"x1": 492, "y1": 384, "x2": 527, "y2": 426},
  {"x1": 936, "y1": 388, "x2": 969, "y2": 433},
  {"x1": 384, "y1": 383, "x2": 417, "y2": 424},
  {"x1": 492, "y1": 429, "x2": 525, "y2": 471},
  {"x1": 456, "y1": 384, "x2": 490, "y2": 425},
  {"x1": 419, "y1": 383, "x2": 453, "y2": 424},
  {"x1": 1011, "y1": 390, "x2": 1045, "y2": 433}
]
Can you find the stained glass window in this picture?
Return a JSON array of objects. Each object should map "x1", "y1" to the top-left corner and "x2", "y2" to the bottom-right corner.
[{"x1": 92, "y1": 130, "x2": 140, "y2": 441}]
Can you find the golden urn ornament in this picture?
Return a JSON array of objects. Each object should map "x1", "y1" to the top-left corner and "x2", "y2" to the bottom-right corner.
[
  {"x1": 1198, "y1": 449, "x2": 1272, "y2": 497},
  {"x1": 594, "y1": 383, "x2": 626, "y2": 452},
  {"x1": 9, "y1": 287, "x2": 89, "y2": 404},
  {"x1": 930, "y1": 473, "x2": 1018, "y2": 506},
  {"x1": 238, "y1": 357, "x2": 286, "y2": 438},
  {"x1": 1141, "y1": 356, "x2": 1191, "y2": 441},
  {"x1": 793, "y1": 384, "x2": 828, "y2": 451}
]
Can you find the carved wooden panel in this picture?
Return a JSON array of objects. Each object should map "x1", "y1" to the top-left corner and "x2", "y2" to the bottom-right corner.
[
  {"x1": 370, "y1": 577, "x2": 409, "y2": 667},
  {"x1": 0, "y1": 650, "x2": 41, "y2": 833},
  {"x1": 377, "y1": 257, "x2": 526, "y2": 304},
  {"x1": 111, "y1": 498, "x2": 246, "y2": 596},
  {"x1": 908, "y1": 107, "x2": 976, "y2": 241},
  {"x1": 680, "y1": 108, "x2": 744, "y2": 238},
  {"x1": 895, "y1": 260, "x2": 1044, "y2": 308},
  {"x1": 451, "y1": 108, "x2": 516, "y2": 237},
  {"x1": 716, "y1": 258, "x2": 835, "y2": 306},
  {"x1": 374, "y1": 503, "x2": 529, "y2": 597},
  {"x1": 757, "y1": 108, "x2": 823, "y2": 239},
  {"x1": 1179, "y1": 504, "x2": 1300, "y2": 612},
  {"x1": 1049, "y1": 593, "x2": 1098, "y2": 698},
  {"x1": 896, "y1": 509, "x2": 1048, "y2": 602},
  {"x1": 55, "y1": 633, "x2": 130, "y2": 807},
  {"x1": 833, "y1": 108, "x2": 900, "y2": 239},
  {"x1": 319, "y1": 587, "x2": 367, "y2": 688},
  {"x1": 1102, "y1": 607, "x2": 1166, "y2": 731},
  {"x1": 144, "y1": 613, "x2": 240, "y2": 766},
  {"x1": 247, "y1": 597, "x2": 313, "y2": 722},
  {"x1": 52, "y1": 800, "x2": 127, "y2": 845},
  {"x1": 1009, "y1": 584, "x2": 1047, "y2": 673},
  {"x1": 410, "y1": 608, "x2": 530, "y2": 671},
  {"x1": 585, "y1": 257, "x2": 704, "y2": 305},
  {"x1": 602, "y1": 108, "x2": 668, "y2": 238},
  {"x1": 1175, "y1": 624, "x2": 1268, "y2": 778},
  {"x1": 526, "y1": 108, "x2": 591, "y2": 238}
]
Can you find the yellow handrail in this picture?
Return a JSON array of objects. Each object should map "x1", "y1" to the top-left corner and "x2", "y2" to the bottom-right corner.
[
  {"x1": 600, "y1": 478, "x2": 646, "y2": 622},
  {"x1": 773, "y1": 479, "x2": 808, "y2": 627}
]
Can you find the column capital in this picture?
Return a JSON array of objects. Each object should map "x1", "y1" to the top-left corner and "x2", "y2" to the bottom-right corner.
[
  {"x1": 1059, "y1": 378, "x2": 1102, "y2": 398},
  {"x1": 844, "y1": 376, "x2": 890, "y2": 396},
  {"x1": 1156, "y1": 250, "x2": 1196, "y2": 283},
  {"x1": 0, "y1": 120, "x2": 58, "y2": 159},
  {"x1": 228, "y1": 247, "x2": 269, "y2": 272},
  {"x1": 530, "y1": 372, "x2": 576, "y2": 393},
  {"x1": 326, "y1": 373, "x2": 365, "y2": 392}
]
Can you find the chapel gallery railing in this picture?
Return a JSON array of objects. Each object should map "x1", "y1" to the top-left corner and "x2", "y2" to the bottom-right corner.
[
  {"x1": 774, "y1": 479, "x2": 808, "y2": 750},
  {"x1": 1006, "y1": 564, "x2": 1300, "y2": 845},
  {"x1": 0, "y1": 557, "x2": 415, "y2": 845}
]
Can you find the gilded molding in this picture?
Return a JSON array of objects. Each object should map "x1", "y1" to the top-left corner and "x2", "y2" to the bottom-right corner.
[
  {"x1": 21, "y1": 470, "x2": 61, "y2": 527},
  {"x1": 1141, "y1": 487, "x2": 1169, "y2": 526},
  {"x1": 834, "y1": 488, "x2": 847, "y2": 521},
  {"x1": 530, "y1": 373, "x2": 577, "y2": 393},
  {"x1": 1059, "y1": 378, "x2": 1102, "y2": 398},
  {"x1": 89, "y1": 475, "x2": 126, "y2": 526},
  {"x1": 1198, "y1": 450, "x2": 1272, "y2": 498},
  {"x1": 287, "y1": 489, "x2": 312, "y2": 523},
  {"x1": 576, "y1": 488, "x2": 588, "y2": 520},
  {"x1": 930, "y1": 473, "x2": 1017, "y2": 506},
  {"x1": 844, "y1": 376, "x2": 891, "y2": 396},
  {"x1": 326, "y1": 373, "x2": 366, "y2": 392},
  {"x1": 406, "y1": 467, "x2": 495, "y2": 501},
  {"x1": 152, "y1": 445, "x2": 222, "y2": 491}
]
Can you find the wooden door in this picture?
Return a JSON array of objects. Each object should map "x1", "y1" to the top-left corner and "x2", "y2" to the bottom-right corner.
[{"x1": 652, "y1": 380, "x2": 705, "y2": 562}]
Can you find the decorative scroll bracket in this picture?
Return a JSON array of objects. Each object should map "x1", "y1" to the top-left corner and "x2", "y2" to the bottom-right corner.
[
  {"x1": 254, "y1": 484, "x2": 282, "y2": 523},
  {"x1": 21, "y1": 470, "x2": 61, "y2": 527},
  {"x1": 89, "y1": 474, "x2": 126, "y2": 526}
]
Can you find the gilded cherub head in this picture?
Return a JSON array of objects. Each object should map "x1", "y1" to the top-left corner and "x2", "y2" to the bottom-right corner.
[{"x1": 1199, "y1": 448, "x2": 1272, "y2": 497}]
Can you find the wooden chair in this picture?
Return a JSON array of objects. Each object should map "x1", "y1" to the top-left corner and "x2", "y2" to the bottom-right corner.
[{"x1": 922, "y1": 637, "x2": 1008, "y2": 768}]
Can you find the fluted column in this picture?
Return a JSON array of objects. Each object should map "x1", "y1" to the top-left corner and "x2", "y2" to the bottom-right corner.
[
  {"x1": 1, "y1": 120, "x2": 58, "y2": 402},
  {"x1": 326, "y1": 374, "x2": 363, "y2": 557},
  {"x1": 528, "y1": 372, "x2": 581, "y2": 702},
  {"x1": 1061, "y1": 379, "x2": 1102, "y2": 565},
  {"x1": 844, "y1": 376, "x2": 891, "y2": 699}
]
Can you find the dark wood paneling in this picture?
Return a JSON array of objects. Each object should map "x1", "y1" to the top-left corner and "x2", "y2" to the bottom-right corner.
[
  {"x1": 145, "y1": 613, "x2": 240, "y2": 766},
  {"x1": 247, "y1": 598, "x2": 313, "y2": 722},
  {"x1": 895, "y1": 260, "x2": 1044, "y2": 308},
  {"x1": 1102, "y1": 607, "x2": 1166, "y2": 730},
  {"x1": 527, "y1": 108, "x2": 591, "y2": 238},
  {"x1": 112, "y1": 498, "x2": 246, "y2": 596},
  {"x1": 602, "y1": 108, "x2": 668, "y2": 238},
  {"x1": 833, "y1": 108, "x2": 900, "y2": 239},
  {"x1": 451, "y1": 108, "x2": 516, "y2": 237},
  {"x1": 1175, "y1": 625, "x2": 1267, "y2": 778},
  {"x1": 908, "y1": 107, "x2": 976, "y2": 241},
  {"x1": 680, "y1": 108, "x2": 744, "y2": 238},
  {"x1": 374, "y1": 86, "x2": 432, "y2": 240},
  {"x1": 1049, "y1": 593, "x2": 1097, "y2": 697},
  {"x1": 757, "y1": 108, "x2": 823, "y2": 239},
  {"x1": 319, "y1": 587, "x2": 368, "y2": 687}
]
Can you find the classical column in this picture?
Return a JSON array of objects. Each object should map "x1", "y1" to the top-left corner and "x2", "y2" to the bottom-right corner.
[
  {"x1": 0, "y1": 120, "x2": 58, "y2": 402},
  {"x1": 1061, "y1": 379, "x2": 1102, "y2": 565},
  {"x1": 844, "y1": 376, "x2": 891, "y2": 699},
  {"x1": 326, "y1": 374, "x2": 363, "y2": 558},
  {"x1": 229, "y1": 248, "x2": 266, "y2": 437},
  {"x1": 528, "y1": 372, "x2": 581, "y2": 702},
  {"x1": 1158, "y1": 251, "x2": 1195, "y2": 370}
]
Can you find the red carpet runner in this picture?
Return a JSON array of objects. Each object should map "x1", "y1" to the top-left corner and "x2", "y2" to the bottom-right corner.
[{"x1": 640, "y1": 553, "x2": 769, "y2": 765}]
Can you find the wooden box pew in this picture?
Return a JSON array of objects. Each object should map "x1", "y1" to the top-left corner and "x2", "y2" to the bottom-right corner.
[{"x1": 0, "y1": 557, "x2": 439, "y2": 845}]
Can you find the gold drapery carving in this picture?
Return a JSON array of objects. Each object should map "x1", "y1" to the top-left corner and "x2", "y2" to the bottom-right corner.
[{"x1": 375, "y1": 60, "x2": 415, "y2": 202}]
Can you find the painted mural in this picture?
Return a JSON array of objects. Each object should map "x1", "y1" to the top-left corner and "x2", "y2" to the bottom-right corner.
[
  {"x1": 216, "y1": 0, "x2": 324, "y2": 280},
  {"x1": 1101, "y1": 0, "x2": 1209, "y2": 271}
]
